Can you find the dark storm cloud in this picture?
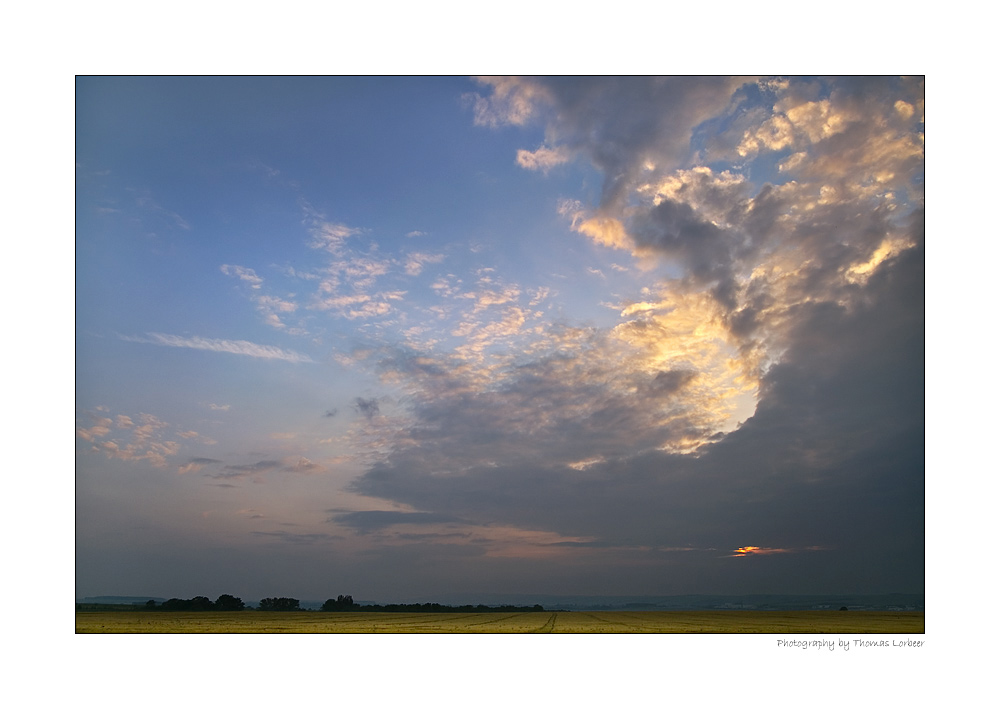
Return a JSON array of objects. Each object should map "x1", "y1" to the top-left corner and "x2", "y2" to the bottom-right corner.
[
  {"x1": 349, "y1": 216, "x2": 923, "y2": 593},
  {"x1": 340, "y1": 77, "x2": 924, "y2": 594},
  {"x1": 352, "y1": 244, "x2": 922, "y2": 588},
  {"x1": 629, "y1": 198, "x2": 743, "y2": 308},
  {"x1": 324, "y1": 408, "x2": 338, "y2": 418}
]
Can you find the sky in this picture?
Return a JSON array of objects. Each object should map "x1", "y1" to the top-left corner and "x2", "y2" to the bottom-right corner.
[{"x1": 76, "y1": 76, "x2": 924, "y2": 603}]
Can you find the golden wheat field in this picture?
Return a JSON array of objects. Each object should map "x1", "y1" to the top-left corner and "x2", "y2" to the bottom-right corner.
[{"x1": 76, "y1": 610, "x2": 924, "y2": 634}]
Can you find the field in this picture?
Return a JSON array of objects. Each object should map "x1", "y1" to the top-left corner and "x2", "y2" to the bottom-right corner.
[{"x1": 76, "y1": 610, "x2": 924, "y2": 634}]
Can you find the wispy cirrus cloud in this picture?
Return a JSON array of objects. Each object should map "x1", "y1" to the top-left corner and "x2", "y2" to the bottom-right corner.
[
  {"x1": 120, "y1": 332, "x2": 313, "y2": 363},
  {"x1": 220, "y1": 264, "x2": 263, "y2": 289},
  {"x1": 133, "y1": 190, "x2": 191, "y2": 231}
]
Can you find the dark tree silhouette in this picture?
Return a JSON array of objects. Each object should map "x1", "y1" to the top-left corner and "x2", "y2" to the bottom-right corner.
[
  {"x1": 259, "y1": 597, "x2": 300, "y2": 611},
  {"x1": 322, "y1": 595, "x2": 356, "y2": 611},
  {"x1": 189, "y1": 596, "x2": 214, "y2": 611},
  {"x1": 215, "y1": 594, "x2": 245, "y2": 611},
  {"x1": 161, "y1": 598, "x2": 192, "y2": 611}
]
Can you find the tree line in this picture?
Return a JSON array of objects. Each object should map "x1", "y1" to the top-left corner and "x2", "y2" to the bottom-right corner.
[{"x1": 135, "y1": 594, "x2": 546, "y2": 612}]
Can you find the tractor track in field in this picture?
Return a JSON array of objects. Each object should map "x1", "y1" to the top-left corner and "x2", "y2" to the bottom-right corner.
[
  {"x1": 463, "y1": 613, "x2": 526, "y2": 628},
  {"x1": 530, "y1": 613, "x2": 557, "y2": 633}
]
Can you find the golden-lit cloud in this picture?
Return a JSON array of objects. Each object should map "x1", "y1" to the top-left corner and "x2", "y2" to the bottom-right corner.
[
  {"x1": 558, "y1": 200, "x2": 632, "y2": 251},
  {"x1": 465, "y1": 76, "x2": 552, "y2": 128},
  {"x1": 731, "y1": 546, "x2": 792, "y2": 556}
]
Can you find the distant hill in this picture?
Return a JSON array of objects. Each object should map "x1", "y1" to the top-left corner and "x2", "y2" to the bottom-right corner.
[
  {"x1": 78, "y1": 596, "x2": 167, "y2": 605},
  {"x1": 371, "y1": 592, "x2": 924, "y2": 611}
]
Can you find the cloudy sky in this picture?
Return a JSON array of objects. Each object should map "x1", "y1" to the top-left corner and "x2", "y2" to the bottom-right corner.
[{"x1": 76, "y1": 76, "x2": 924, "y2": 602}]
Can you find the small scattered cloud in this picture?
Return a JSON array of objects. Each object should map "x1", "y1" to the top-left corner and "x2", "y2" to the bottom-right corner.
[
  {"x1": 404, "y1": 252, "x2": 445, "y2": 277},
  {"x1": 221, "y1": 264, "x2": 263, "y2": 289},
  {"x1": 283, "y1": 457, "x2": 325, "y2": 474},
  {"x1": 354, "y1": 398, "x2": 380, "y2": 420},
  {"x1": 77, "y1": 409, "x2": 183, "y2": 468},
  {"x1": 463, "y1": 76, "x2": 551, "y2": 128},
  {"x1": 76, "y1": 415, "x2": 112, "y2": 442},
  {"x1": 308, "y1": 221, "x2": 363, "y2": 254},
  {"x1": 516, "y1": 145, "x2": 572, "y2": 172},
  {"x1": 178, "y1": 457, "x2": 222, "y2": 474}
]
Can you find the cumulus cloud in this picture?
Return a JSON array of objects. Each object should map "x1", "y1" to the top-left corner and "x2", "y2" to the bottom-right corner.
[{"x1": 340, "y1": 77, "x2": 924, "y2": 592}]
